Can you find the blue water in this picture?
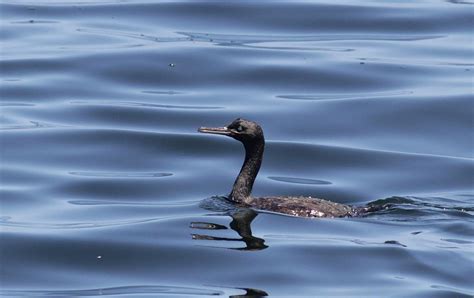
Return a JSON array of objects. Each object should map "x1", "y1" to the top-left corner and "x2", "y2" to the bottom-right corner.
[{"x1": 1, "y1": 0, "x2": 473, "y2": 297}]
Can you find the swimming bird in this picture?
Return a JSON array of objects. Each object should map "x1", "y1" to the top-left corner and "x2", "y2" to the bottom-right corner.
[{"x1": 198, "y1": 118, "x2": 377, "y2": 218}]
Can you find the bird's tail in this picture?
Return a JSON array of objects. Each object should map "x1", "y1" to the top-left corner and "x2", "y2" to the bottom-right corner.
[{"x1": 352, "y1": 203, "x2": 392, "y2": 216}]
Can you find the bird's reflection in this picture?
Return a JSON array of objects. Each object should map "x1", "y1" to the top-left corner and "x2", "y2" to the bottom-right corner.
[
  {"x1": 191, "y1": 208, "x2": 268, "y2": 251},
  {"x1": 229, "y1": 287, "x2": 268, "y2": 297}
]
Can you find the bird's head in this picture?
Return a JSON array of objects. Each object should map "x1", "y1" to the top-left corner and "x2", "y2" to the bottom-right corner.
[{"x1": 198, "y1": 118, "x2": 264, "y2": 143}]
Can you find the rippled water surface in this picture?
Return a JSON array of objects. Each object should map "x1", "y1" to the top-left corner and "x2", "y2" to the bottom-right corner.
[{"x1": 1, "y1": 0, "x2": 473, "y2": 297}]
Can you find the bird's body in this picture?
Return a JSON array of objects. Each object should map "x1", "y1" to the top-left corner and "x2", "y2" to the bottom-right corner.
[
  {"x1": 198, "y1": 118, "x2": 376, "y2": 218},
  {"x1": 247, "y1": 196, "x2": 354, "y2": 218}
]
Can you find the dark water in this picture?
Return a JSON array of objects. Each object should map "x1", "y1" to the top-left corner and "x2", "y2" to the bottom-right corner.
[{"x1": 1, "y1": 0, "x2": 473, "y2": 297}]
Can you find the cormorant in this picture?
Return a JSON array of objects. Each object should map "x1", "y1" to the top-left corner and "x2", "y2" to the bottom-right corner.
[{"x1": 198, "y1": 118, "x2": 377, "y2": 218}]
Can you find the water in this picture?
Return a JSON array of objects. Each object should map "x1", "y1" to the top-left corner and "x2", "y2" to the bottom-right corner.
[{"x1": 1, "y1": 0, "x2": 473, "y2": 296}]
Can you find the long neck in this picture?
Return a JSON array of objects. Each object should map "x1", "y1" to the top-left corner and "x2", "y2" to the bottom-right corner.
[{"x1": 229, "y1": 137, "x2": 264, "y2": 204}]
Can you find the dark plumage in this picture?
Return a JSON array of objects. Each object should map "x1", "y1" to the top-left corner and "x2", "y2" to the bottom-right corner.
[{"x1": 198, "y1": 118, "x2": 373, "y2": 218}]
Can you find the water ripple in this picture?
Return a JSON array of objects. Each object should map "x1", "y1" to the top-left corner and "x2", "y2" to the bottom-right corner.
[
  {"x1": 68, "y1": 171, "x2": 173, "y2": 178},
  {"x1": 180, "y1": 32, "x2": 444, "y2": 45},
  {"x1": 76, "y1": 28, "x2": 444, "y2": 48},
  {"x1": 68, "y1": 199, "x2": 196, "y2": 206},
  {"x1": 1, "y1": 285, "x2": 224, "y2": 297},
  {"x1": 268, "y1": 176, "x2": 332, "y2": 185},
  {"x1": 141, "y1": 90, "x2": 184, "y2": 95},
  {"x1": 277, "y1": 90, "x2": 413, "y2": 101},
  {"x1": 0, "y1": 121, "x2": 58, "y2": 130},
  {"x1": 76, "y1": 28, "x2": 189, "y2": 43},
  {"x1": 0, "y1": 216, "x2": 170, "y2": 230},
  {"x1": 70, "y1": 100, "x2": 223, "y2": 110},
  {"x1": 11, "y1": 20, "x2": 59, "y2": 24},
  {"x1": 0, "y1": 102, "x2": 35, "y2": 107}
]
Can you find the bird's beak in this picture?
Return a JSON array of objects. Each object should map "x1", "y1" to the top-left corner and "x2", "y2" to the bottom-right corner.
[{"x1": 198, "y1": 126, "x2": 231, "y2": 136}]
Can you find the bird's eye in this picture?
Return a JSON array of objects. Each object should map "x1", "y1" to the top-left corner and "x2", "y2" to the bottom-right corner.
[{"x1": 236, "y1": 125, "x2": 244, "y2": 132}]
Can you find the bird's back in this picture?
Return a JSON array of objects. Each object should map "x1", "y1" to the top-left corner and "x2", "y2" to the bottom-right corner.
[{"x1": 249, "y1": 196, "x2": 354, "y2": 218}]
